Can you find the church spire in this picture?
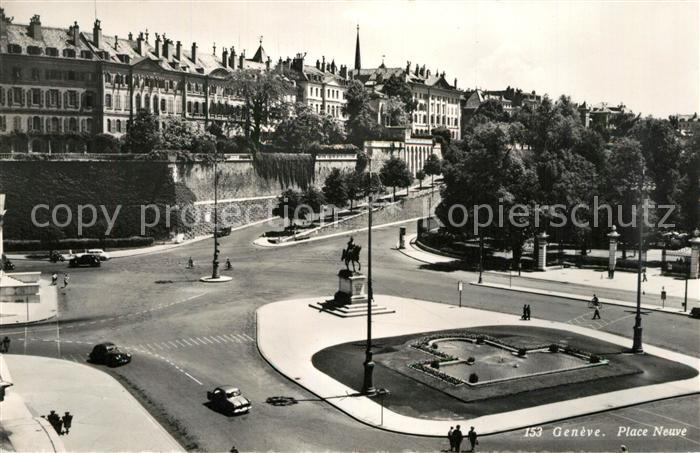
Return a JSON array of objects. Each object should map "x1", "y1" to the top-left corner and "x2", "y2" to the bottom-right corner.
[{"x1": 354, "y1": 24, "x2": 361, "y2": 71}]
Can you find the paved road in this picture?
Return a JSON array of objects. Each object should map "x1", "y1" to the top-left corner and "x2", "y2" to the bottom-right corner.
[{"x1": 2, "y1": 219, "x2": 699, "y2": 452}]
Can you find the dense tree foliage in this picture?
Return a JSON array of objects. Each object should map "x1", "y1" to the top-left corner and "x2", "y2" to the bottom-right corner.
[
  {"x1": 322, "y1": 168, "x2": 349, "y2": 213},
  {"x1": 272, "y1": 103, "x2": 345, "y2": 150},
  {"x1": 379, "y1": 156, "x2": 413, "y2": 199},
  {"x1": 124, "y1": 110, "x2": 159, "y2": 153}
]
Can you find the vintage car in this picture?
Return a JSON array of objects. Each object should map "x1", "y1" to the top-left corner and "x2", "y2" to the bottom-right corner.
[
  {"x1": 88, "y1": 342, "x2": 132, "y2": 367},
  {"x1": 206, "y1": 386, "x2": 251, "y2": 415},
  {"x1": 69, "y1": 254, "x2": 101, "y2": 267},
  {"x1": 85, "y1": 249, "x2": 111, "y2": 261}
]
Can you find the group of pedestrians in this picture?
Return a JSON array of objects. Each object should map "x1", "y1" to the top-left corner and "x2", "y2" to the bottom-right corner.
[
  {"x1": 447, "y1": 425, "x2": 478, "y2": 452},
  {"x1": 521, "y1": 304, "x2": 531, "y2": 320},
  {"x1": 185, "y1": 257, "x2": 233, "y2": 270},
  {"x1": 44, "y1": 410, "x2": 73, "y2": 435},
  {"x1": 51, "y1": 272, "x2": 70, "y2": 288},
  {"x1": 0, "y1": 336, "x2": 10, "y2": 353}
]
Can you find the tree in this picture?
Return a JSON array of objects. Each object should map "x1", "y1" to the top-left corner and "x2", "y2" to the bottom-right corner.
[
  {"x1": 227, "y1": 69, "x2": 293, "y2": 144},
  {"x1": 322, "y1": 168, "x2": 349, "y2": 214},
  {"x1": 431, "y1": 127, "x2": 451, "y2": 146},
  {"x1": 416, "y1": 170, "x2": 426, "y2": 189},
  {"x1": 272, "y1": 103, "x2": 345, "y2": 150},
  {"x1": 384, "y1": 97, "x2": 408, "y2": 127},
  {"x1": 344, "y1": 171, "x2": 365, "y2": 211},
  {"x1": 38, "y1": 225, "x2": 65, "y2": 256},
  {"x1": 436, "y1": 122, "x2": 537, "y2": 264},
  {"x1": 603, "y1": 138, "x2": 647, "y2": 253},
  {"x1": 273, "y1": 189, "x2": 303, "y2": 231},
  {"x1": 677, "y1": 130, "x2": 700, "y2": 232},
  {"x1": 124, "y1": 110, "x2": 159, "y2": 153},
  {"x1": 382, "y1": 75, "x2": 416, "y2": 116},
  {"x1": 380, "y1": 156, "x2": 413, "y2": 200},
  {"x1": 630, "y1": 118, "x2": 682, "y2": 216},
  {"x1": 344, "y1": 80, "x2": 382, "y2": 148},
  {"x1": 301, "y1": 186, "x2": 326, "y2": 222},
  {"x1": 160, "y1": 117, "x2": 216, "y2": 152},
  {"x1": 423, "y1": 153, "x2": 443, "y2": 190}
]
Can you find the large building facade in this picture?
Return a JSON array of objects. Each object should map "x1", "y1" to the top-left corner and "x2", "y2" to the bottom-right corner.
[{"x1": 0, "y1": 10, "x2": 276, "y2": 152}]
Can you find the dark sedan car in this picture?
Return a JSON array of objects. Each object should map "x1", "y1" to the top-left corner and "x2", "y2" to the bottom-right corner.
[
  {"x1": 69, "y1": 254, "x2": 101, "y2": 268},
  {"x1": 207, "y1": 386, "x2": 251, "y2": 415},
  {"x1": 89, "y1": 342, "x2": 132, "y2": 367}
]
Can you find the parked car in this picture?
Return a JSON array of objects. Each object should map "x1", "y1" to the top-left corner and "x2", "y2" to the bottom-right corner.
[
  {"x1": 206, "y1": 386, "x2": 251, "y2": 415},
  {"x1": 49, "y1": 251, "x2": 65, "y2": 262},
  {"x1": 69, "y1": 254, "x2": 101, "y2": 268},
  {"x1": 88, "y1": 342, "x2": 131, "y2": 367},
  {"x1": 218, "y1": 226, "x2": 232, "y2": 237},
  {"x1": 85, "y1": 249, "x2": 111, "y2": 261}
]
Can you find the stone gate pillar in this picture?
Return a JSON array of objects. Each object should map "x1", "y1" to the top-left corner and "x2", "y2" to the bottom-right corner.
[
  {"x1": 690, "y1": 229, "x2": 700, "y2": 279},
  {"x1": 607, "y1": 226, "x2": 620, "y2": 278},
  {"x1": 536, "y1": 232, "x2": 549, "y2": 271}
]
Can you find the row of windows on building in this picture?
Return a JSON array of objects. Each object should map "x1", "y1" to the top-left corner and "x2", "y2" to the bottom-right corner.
[
  {"x1": 309, "y1": 102, "x2": 344, "y2": 118},
  {"x1": 6, "y1": 44, "x2": 93, "y2": 59},
  {"x1": 307, "y1": 85, "x2": 344, "y2": 100},
  {"x1": 0, "y1": 86, "x2": 93, "y2": 109},
  {"x1": 412, "y1": 112, "x2": 459, "y2": 127},
  {"x1": 0, "y1": 114, "x2": 91, "y2": 133},
  {"x1": 10, "y1": 66, "x2": 97, "y2": 83}
]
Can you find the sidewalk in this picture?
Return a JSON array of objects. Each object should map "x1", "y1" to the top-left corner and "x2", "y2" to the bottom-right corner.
[
  {"x1": 0, "y1": 275, "x2": 58, "y2": 326},
  {"x1": 1, "y1": 354, "x2": 183, "y2": 452},
  {"x1": 257, "y1": 296, "x2": 700, "y2": 436},
  {"x1": 0, "y1": 354, "x2": 65, "y2": 452},
  {"x1": 399, "y1": 234, "x2": 699, "y2": 315},
  {"x1": 7, "y1": 216, "x2": 276, "y2": 261}
]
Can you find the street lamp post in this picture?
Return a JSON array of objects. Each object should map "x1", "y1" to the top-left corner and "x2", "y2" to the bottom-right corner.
[
  {"x1": 478, "y1": 234, "x2": 484, "y2": 284},
  {"x1": 362, "y1": 151, "x2": 376, "y2": 396},
  {"x1": 211, "y1": 152, "x2": 221, "y2": 280},
  {"x1": 632, "y1": 168, "x2": 646, "y2": 354}
]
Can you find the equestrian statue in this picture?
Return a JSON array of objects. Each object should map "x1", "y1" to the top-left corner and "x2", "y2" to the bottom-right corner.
[{"x1": 341, "y1": 237, "x2": 362, "y2": 273}]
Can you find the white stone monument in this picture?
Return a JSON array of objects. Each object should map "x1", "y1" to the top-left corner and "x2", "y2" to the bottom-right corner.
[
  {"x1": 607, "y1": 225, "x2": 620, "y2": 278},
  {"x1": 536, "y1": 232, "x2": 549, "y2": 271}
]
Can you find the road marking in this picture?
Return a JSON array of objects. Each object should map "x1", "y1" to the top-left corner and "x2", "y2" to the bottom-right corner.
[
  {"x1": 198, "y1": 337, "x2": 214, "y2": 345},
  {"x1": 175, "y1": 340, "x2": 187, "y2": 347},
  {"x1": 167, "y1": 341, "x2": 179, "y2": 348},
  {"x1": 234, "y1": 334, "x2": 249, "y2": 342},
  {"x1": 183, "y1": 372, "x2": 203, "y2": 385},
  {"x1": 215, "y1": 335, "x2": 229, "y2": 343},
  {"x1": 181, "y1": 338, "x2": 194, "y2": 346},
  {"x1": 609, "y1": 412, "x2": 700, "y2": 447},
  {"x1": 633, "y1": 407, "x2": 700, "y2": 430},
  {"x1": 242, "y1": 333, "x2": 255, "y2": 342},
  {"x1": 208, "y1": 336, "x2": 222, "y2": 344}
]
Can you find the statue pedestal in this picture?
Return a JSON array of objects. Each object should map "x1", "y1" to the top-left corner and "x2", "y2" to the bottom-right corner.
[
  {"x1": 307, "y1": 269, "x2": 395, "y2": 318},
  {"x1": 335, "y1": 270, "x2": 367, "y2": 305}
]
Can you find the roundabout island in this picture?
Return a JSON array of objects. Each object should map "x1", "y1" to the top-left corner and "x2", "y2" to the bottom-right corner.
[{"x1": 257, "y1": 294, "x2": 700, "y2": 436}]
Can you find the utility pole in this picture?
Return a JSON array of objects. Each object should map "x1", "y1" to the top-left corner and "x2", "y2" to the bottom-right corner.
[
  {"x1": 632, "y1": 168, "x2": 645, "y2": 353},
  {"x1": 362, "y1": 151, "x2": 376, "y2": 396}
]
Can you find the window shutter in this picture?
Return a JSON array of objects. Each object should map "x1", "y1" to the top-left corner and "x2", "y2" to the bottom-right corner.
[
  {"x1": 57, "y1": 91, "x2": 62, "y2": 108},
  {"x1": 5, "y1": 88, "x2": 10, "y2": 105},
  {"x1": 0, "y1": 87, "x2": 4, "y2": 105},
  {"x1": 39, "y1": 90, "x2": 44, "y2": 107},
  {"x1": 63, "y1": 92, "x2": 68, "y2": 109},
  {"x1": 20, "y1": 89, "x2": 26, "y2": 106},
  {"x1": 27, "y1": 117, "x2": 32, "y2": 131}
]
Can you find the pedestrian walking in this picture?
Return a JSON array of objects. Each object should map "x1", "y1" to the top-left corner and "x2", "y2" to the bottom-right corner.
[
  {"x1": 453, "y1": 425, "x2": 463, "y2": 452},
  {"x1": 661, "y1": 286, "x2": 667, "y2": 307},
  {"x1": 525, "y1": 304, "x2": 531, "y2": 320},
  {"x1": 521, "y1": 305, "x2": 527, "y2": 320},
  {"x1": 225, "y1": 258, "x2": 232, "y2": 270},
  {"x1": 1, "y1": 336, "x2": 10, "y2": 353},
  {"x1": 592, "y1": 303, "x2": 602, "y2": 320},
  {"x1": 63, "y1": 273, "x2": 70, "y2": 288},
  {"x1": 62, "y1": 412, "x2": 73, "y2": 434},
  {"x1": 51, "y1": 273, "x2": 58, "y2": 285},
  {"x1": 642, "y1": 268, "x2": 648, "y2": 282},
  {"x1": 447, "y1": 426, "x2": 455, "y2": 452},
  {"x1": 46, "y1": 410, "x2": 61, "y2": 434},
  {"x1": 468, "y1": 426, "x2": 478, "y2": 452},
  {"x1": 186, "y1": 257, "x2": 194, "y2": 269}
]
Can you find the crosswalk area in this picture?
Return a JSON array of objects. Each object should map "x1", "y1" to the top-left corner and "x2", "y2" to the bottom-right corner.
[
  {"x1": 567, "y1": 312, "x2": 636, "y2": 330},
  {"x1": 123, "y1": 333, "x2": 255, "y2": 352}
]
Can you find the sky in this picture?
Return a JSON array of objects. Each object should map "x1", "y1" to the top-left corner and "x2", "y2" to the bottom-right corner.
[{"x1": 2, "y1": 0, "x2": 698, "y2": 117}]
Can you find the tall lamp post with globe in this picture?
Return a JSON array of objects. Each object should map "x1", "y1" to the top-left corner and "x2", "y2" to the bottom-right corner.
[{"x1": 362, "y1": 150, "x2": 377, "y2": 396}]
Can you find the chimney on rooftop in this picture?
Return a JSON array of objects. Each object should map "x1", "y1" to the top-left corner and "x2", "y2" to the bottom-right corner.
[
  {"x1": 454, "y1": 77, "x2": 457, "y2": 89},
  {"x1": 315, "y1": 59, "x2": 320, "y2": 70},
  {"x1": 93, "y1": 19, "x2": 102, "y2": 48},
  {"x1": 239, "y1": 50, "x2": 245, "y2": 68},
  {"x1": 29, "y1": 15, "x2": 42, "y2": 40},
  {"x1": 340, "y1": 64, "x2": 347, "y2": 79},
  {"x1": 321, "y1": 56, "x2": 326, "y2": 72},
  {"x1": 155, "y1": 33, "x2": 161, "y2": 58},
  {"x1": 222, "y1": 47, "x2": 228, "y2": 68},
  {"x1": 0, "y1": 8, "x2": 7, "y2": 37},
  {"x1": 128, "y1": 32, "x2": 133, "y2": 41},
  {"x1": 229, "y1": 47, "x2": 237, "y2": 69},
  {"x1": 137, "y1": 32, "x2": 145, "y2": 56},
  {"x1": 163, "y1": 39, "x2": 173, "y2": 59},
  {"x1": 266, "y1": 56, "x2": 271, "y2": 70},
  {"x1": 405, "y1": 60, "x2": 411, "y2": 74},
  {"x1": 191, "y1": 42, "x2": 198, "y2": 63},
  {"x1": 176, "y1": 40, "x2": 182, "y2": 60}
]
